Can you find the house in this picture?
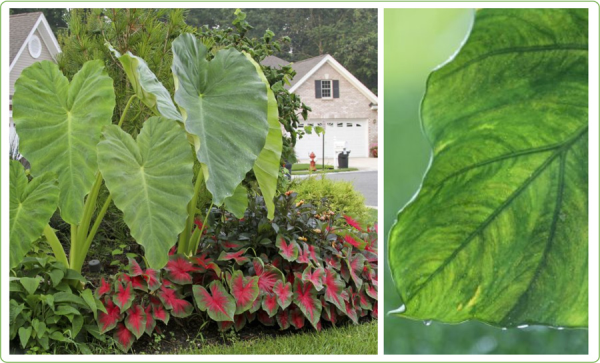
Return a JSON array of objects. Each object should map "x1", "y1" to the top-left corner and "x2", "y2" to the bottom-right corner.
[
  {"x1": 263, "y1": 54, "x2": 378, "y2": 159},
  {"x1": 9, "y1": 12, "x2": 61, "y2": 157}
]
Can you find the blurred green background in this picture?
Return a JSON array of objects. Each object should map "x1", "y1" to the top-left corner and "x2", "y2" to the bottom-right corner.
[{"x1": 383, "y1": 8, "x2": 588, "y2": 354}]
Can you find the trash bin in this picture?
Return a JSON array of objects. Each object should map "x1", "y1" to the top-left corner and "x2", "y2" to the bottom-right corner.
[{"x1": 338, "y1": 149, "x2": 350, "y2": 169}]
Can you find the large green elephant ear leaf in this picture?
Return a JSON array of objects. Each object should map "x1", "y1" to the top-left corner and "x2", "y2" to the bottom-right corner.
[
  {"x1": 106, "y1": 43, "x2": 182, "y2": 122},
  {"x1": 171, "y1": 33, "x2": 269, "y2": 206},
  {"x1": 389, "y1": 9, "x2": 588, "y2": 328},
  {"x1": 97, "y1": 117, "x2": 194, "y2": 269},
  {"x1": 246, "y1": 54, "x2": 283, "y2": 220},
  {"x1": 12, "y1": 60, "x2": 115, "y2": 225},
  {"x1": 10, "y1": 160, "x2": 59, "y2": 268}
]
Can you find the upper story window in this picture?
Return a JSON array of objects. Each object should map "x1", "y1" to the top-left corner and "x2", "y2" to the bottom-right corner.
[
  {"x1": 28, "y1": 35, "x2": 42, "y2": 59},
  {"x1": 315, "y1": 80, "x2": 339, "y2": 99}
]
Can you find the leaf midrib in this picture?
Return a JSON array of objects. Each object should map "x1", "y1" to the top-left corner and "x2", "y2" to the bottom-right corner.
[{"x1": 405, "y1": 126, "x2": 587, "y2": 304}]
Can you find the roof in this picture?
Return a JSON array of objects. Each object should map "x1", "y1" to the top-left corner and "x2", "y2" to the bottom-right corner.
[
  {"x1": 10, "y1": 12, "x2": 61, "y2": 69},
  {"x1": 287, "y1": 54, "x2": 328, "y2": 88},
  {"x1": 261, "y1": 55, "x2": 289, "y2": 69}
]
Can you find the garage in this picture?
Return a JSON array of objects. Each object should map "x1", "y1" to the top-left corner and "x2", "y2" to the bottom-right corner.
[{"x1": 294, "y1": 118, "x2": 369, "y2": 160}]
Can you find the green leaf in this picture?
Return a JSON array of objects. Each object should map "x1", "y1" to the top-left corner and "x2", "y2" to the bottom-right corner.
[
  {"x1": 223, "y1": 183, "x2": 249, "y2": 219},
  {"x1": 18, "y1": 327, "x2": 32, "y2": 348},
  {"x1": 20, "y1": 277, "x2": 42, "y2": 296},
  {"x1": 81, "y1": 289, "x2": 98, "y2": 319},
  {"x1": 97, "y1": 116, "x2": 194, "y2": 269},
  {"x1": 47, "y1": 269, "x2": 65, "y2": 287},
  {"x1": 72, "y1": 315, "x2": 84, "y2": 338},
  {"x1": 12, "y1": 60, "x2": 115, "y2": 224},
  {"x1": 9, "y1": 161, "x2": 59, "y2": 269},
  {"x1": 107, "y1": 43, "x2": 182, "y2": 121},
  {"x1": 172, "y1": 33, "x2": 269, "y2": 206},
  {"x1": 245, "y1": 54, "x2": 282, "y2": 220},
  {"x1": 55, "y1": 305, "x2": 81, "y2": 316},
  {"x1": 388, "y1": 9, "x2": 588, "y2": 328}
]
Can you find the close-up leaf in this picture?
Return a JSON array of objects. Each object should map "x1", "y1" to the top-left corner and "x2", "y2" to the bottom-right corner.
[
  {"x1": 388, "y1": 8, "x2": 588, "y2": 328},
  {"x1": 193, "y1": 281, "x2": 236, "y2": 322},
  {"x1": 230, "y1": 270, "x2": 260, "y2": 314}
]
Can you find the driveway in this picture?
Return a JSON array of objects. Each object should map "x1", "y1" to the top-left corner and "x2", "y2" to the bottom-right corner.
[{"x1": 322, "y1": 171, "x2": 378, "y2": 207}]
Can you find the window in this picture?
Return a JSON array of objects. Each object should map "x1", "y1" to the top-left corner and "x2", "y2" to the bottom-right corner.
[
  {"x1": 28, "y1": 35, "x2": 42, "y2": 59},
  {"x1": 327, "y1": 123, "x2": 333, "y2": 127},
  {"x1": 337, "y1": 123, "x2": 343, "y2": 127},
  {"x1": 347, "y1": 123, "x2": 353, "y2": 127},
  {"x1": 321, "y1": 80, "x2": 332, "y2": 98}
]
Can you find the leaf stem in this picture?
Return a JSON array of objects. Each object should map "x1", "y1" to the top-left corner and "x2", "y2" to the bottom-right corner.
[
  {"x1": 43, "y1": 225, "x2": 69, "y2": 268},
  {"x1": 179, "y1": 166, "x2": 205, "y2": 255},
  {"x1": 191, "y1": 202, "x2": 213, "y2": 255},
  {"x1": 118, "y1": 94, "x2": 139, "y2": 128},
  {"x1": 75, "y1": 195, "x2": 113, "y2": 272},
  {"x1": 69, "y1": 224, "x2": 79, "y2": 268}
]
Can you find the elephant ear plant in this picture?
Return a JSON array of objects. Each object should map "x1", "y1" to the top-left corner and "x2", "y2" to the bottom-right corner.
[
  {"x1": 11, "y1": 32, "x2": 280, "y2": 272},
  {"x1": 388, "y1": 9, "x2": 588, "y2": 329}
]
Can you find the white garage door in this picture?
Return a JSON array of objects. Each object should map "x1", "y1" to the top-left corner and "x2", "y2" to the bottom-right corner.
[{"x1": 294, "y1": 119, "x2": 368, "y2": 160}]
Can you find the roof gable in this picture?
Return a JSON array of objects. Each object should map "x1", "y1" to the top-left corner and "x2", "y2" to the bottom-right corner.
[
  {"x1": 261, "y1": 55, "x2": 289, "y2": 69},
  {"x1": 10, "y1": 12, "x2": 61, "y2": 69},
  {"x1": 288, "y1": 54, "x2": 377, "y2": 104}
]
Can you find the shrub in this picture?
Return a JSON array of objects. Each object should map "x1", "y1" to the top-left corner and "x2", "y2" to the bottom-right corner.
[
  {"x1": 291, "y1": 177, "x2": 373, "y2": 224},
  {"x1": 369, "y1": 143, "x2": 378, "y2": 158}
]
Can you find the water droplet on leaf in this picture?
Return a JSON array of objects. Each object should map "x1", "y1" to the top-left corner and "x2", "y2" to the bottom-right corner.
[
  {"x1": 387, "y1": 304, "x2": 406, "y2": 315},
  {"x1": 423, "y1": 320, "x2": 432, "y2": 326},
  {"x1": 517, "y1": 324, "x2": 529, "y2": 329}
]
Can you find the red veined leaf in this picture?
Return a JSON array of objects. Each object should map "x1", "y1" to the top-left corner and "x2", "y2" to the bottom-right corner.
[
  {"x1": 272, "y1": 280, "x2": 292, "y2": 310},
  {"x1": 246, "y1": 311, "x2": 256, "y2": 323},
  {"x1": 113, "y1": 281, "x2": 134, "y2": 313},
  {"x1": 142, "y1": 268, "x2": 161, "y2": 291},
  {"x1": 193, "y1": 281, "x2": 236, "y2": 322},
  {"x1": 276, "y1": 309, "x2": 291, "y2": 330},
  {"x1": 286, "y1": 272, "x2": 295, "y2": 285},
  {"x1": 193, "y1": 217, "x2": 205, "y2": 231},
  {"x1": 346, "y1": 252, "x2": 366, "y2": 289},
  {"x1": 275, "y1": 236, "x2": 299, "y2": 262},
  {"x1": 230, "y1": 270, "x2": 259, "y2": 314},
  {"x1": 342, "y1": 233, "x2": 367, "y2": 250},
  {"x1": 272, "y1": 255, "x2": 284, "y2": 269},
  {"x1": 374, "y1": 223, "x2": 378, "y2": 234},
  {"x1": 358, "y1": 288, "x2": 373, "y2": 310},
  {"x1": 152, "y1": 304, "x2": 170, "y2": 325},
  {"x1": 121, "y1": 274, "x2": 147, "y2": 292},
  {"x1": 144, "y1": 305, "x2": 156, "y2": 336},
  {"x1": 289, "y1": 306, "x2": 305, "y2": 329},
  {"x1": 321, "y1": 299, "x2": 337, "y2": 325},
  {"x1": 252, "y1": 257, "x2": 284, "y2": 294},
  {"x1": 157, "y1": 286, "x2": 193, "y2": 318},
  {"x1": 249, "y1": 295, "x2": 262, "y2": 314},
  {"x1": 234, "y1": 314, "x2": 246, "y2": 332},
  {"x1": 344, "y1": 300, "x2": 359, "y2": 324},
  {"x1": 261, "y1": 293, "x2": 279, "y2": 317},
  {"x1": 162, "y1": 279, "x2": 173, "y2": 287},
  {"x1": 193, "y1": 253, "x2": 222, "y2": 275},
  {"x1": 296, "y1": 246, "x2": 310, "y2": 264},
  {"x1": 218, "y1": 248, "x2": 249, "y2": 265},
  {"x1": 343, "y1": 215, "x2": 362, "y2": 231},
  {"x1": 124, "y1": 304, "x2": 147, "y2": 339},
  {"x1": 257, "y1": 310, "x2": 275, "y2": 326},
  {"x1": 360, "y1": 308, "x2": 368, "y2": 318},
  {"x1": 113, "y1": 323, "x2": 135, "y2": 352},
  {"x1": 292, "y1": 280, "x2": 322, "y2": 329},
  {"x1": 301, "y1": 266, "x2": 325, "y2": 291},
  {"x1": 372, "y1": 303, "x2": 378, "y2": 319},
  {"x1": 221, "y1": 240, "x2": 247, "y2": 250},
  {"x1": 168, "y1": 245, "x2": 177, "y2": 256},
  {"x1": 165, "y1": 255, "x2": 196, "y2": 285},
  {"x1": 365, "y1": 283, "x2": 377, "y2": 300},
  {"x1": 324, "y1": 255, "x2": 341, "y2": 270},
  {"x1": 97, "y1": 298, "x2": 122, "y2": 333},
  {"x1": 301, "y1": 242, "x2": 322, "y2": 265},
  {"x1": 322, "y1": 268, "x2": 347, "y2": 312},
  {"x1": 128, "y1": 257, "x2": 143, "y2": 276},
  {"x1": 316, "y1": 320, "x2": 323, "y2": 332},
  {"x1": 217, "y1": 320, "x2": 233, "y2": 332},
  {"x1": 96, "y1": 277, "x2": 112, "y2": 298}
]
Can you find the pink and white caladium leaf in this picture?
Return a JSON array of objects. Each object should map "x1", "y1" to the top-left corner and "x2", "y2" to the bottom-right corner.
[
  {"x1": 324, "y1": 255, "x2": 342, "y2": 271},
  {"x1": 114, "y1": 323, "x2": 135, "y2": 352},
  {"x1": 249, "y1": 294, "x2": 262, "y2": 314},
  {"x1": 276, "y1": 309, "x2": 291, "y2": 330},
  {"x1": 344, "y1": 299, "x2": 359, "y2": 324},
  {"x1": 296, "y1": 246, "x2": 311, "y2": 264},
  {"x1": 365, "y1": 283, "x2": 377, "y2": 300},
  {"x1": 234, "y1": 314, "x2": 247, "y2": 332},
  {"x1": 272, "y1": 280, "x2": 292, "y2": 310},
  {"x1": 301, "y1": 242, "x2": 322, "y2": 265},
  {"x1": 128, "y1": 257, "x2": 144, "y2": 276},
  {"x1": 292, "y1": 280, "x2": 322, "y2": 329},
  {"x1": 275, "y1": 235, "x2": 299, "y2": 262},
  {"x1": 218, "y1": 248, "x2": 250, "y2": 265},
  {"x1": 257, "y1": 310, "x2": 276, "y2": 326},
  {"x1": 246, "y1": 311, "x2": 256, "y2": 323},
  {"x1": 120, "y1": 274, "x2": 147, "y2": 292},
  {"x1": 113, "y1": 281, "x2": 135, "y2": 313},
  {"x1": 301, "y1": 266, "x2": 325, "y2": 291},
  {"x1": 345, "y1": 252, "x2": 367, "y2": 290},
  {"x1": 142, "y1": 268, "x2": 161, "y2": 291},
  {"x1": 221, "y1": 240, "x2": 247, "y2": 250},
  {"x1": 165, "y1": 254, "x2": 197, "y2": 285},
  {"x1": 157, "y1": 286, "x2": 193, "y2": 318},
  {"x1": 96, "y1": 277, "x2": 112, "y2": 298},
  {"x1": 144, "y1": 305, "x2": 156, "y2": 336},
  {"x1": 289, "y1": 306, "x2": 305, "y2": 329},
  {"x1": 371, "y1": 303, "x2": 378, "y2": 319},
  {"x1": 341, "y1": 233, "x2": 367, "y2": 250},
  {"x1": 321, "y1": 299, "x2": 338, "y2": 325},
  {"x1": 358, "y1": 288, "x2": 373, "y2": 310},
  {"x1": 322, "y1": 267, "x2": 347, "y2": 312},
  {"x1": 152, "y1": 304, "x2": 170, "y2": 325},
  {"x1": 124, "y1": 304, "x2": 147, "y2": 339},
  {"x1": 261, "y1": 293, "x2": 279, "y2": 317},
  {"x1": 98, "y1": 298, "x2": 122, "y2": 333},
  {"x1": 217, "y1": 321, "x2": 233, "y2": 332},
  {"x1": 252, "y1": 257, "x2": 284, "y2": 295},
  {"x1": 193, "y1": 253, "x2": 221, "y2": 276},
  {"x1": 193, "y1": 281, "x2": 236, "y2": 322},
  {"x1": 343, "y1": 215, "x2": 363, "y2": 232},
  {"x1": 230, "y1": 270, "x2": 259, "y2": 314}
]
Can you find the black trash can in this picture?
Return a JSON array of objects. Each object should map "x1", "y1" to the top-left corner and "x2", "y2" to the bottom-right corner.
[{"x1": 338, "y1": 150, "x2": 350, "y2": 169}]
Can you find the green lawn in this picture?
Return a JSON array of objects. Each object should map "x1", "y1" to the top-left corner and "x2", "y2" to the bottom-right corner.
[
  {"x1": 292, "y1": 163, "x2": 334, "y2": 171},
  {"x1": 292, "y1": 168, "x2": 358, "y2": 175},
  {"x1": 176, "y1": 321, "x2": 378, "y2": 355}
]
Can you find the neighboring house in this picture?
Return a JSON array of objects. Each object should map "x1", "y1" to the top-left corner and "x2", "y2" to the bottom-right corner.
[
  {"x1": 263, "y1": 54, "x2": 378, "y2": 159},
  {"x1": 9, "y1": 12, "x2": 61, "y2": 158}
]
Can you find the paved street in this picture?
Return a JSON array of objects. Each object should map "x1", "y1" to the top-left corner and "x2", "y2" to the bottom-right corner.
[{"x1": 295, "y1": 170, "x2": 378, "y2": 207}]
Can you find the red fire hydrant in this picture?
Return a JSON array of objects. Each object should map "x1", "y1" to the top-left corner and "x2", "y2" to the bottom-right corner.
[{"x1": 309, "y1": 152, "x2": 317, "y2": 171}]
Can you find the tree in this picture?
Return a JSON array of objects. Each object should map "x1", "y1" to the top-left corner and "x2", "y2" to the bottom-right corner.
[{"x1": 10, "y1": 8, "x2": 68, "y2": 32}]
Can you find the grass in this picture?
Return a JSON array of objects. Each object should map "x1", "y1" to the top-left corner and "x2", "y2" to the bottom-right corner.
[
  {"x1": 292, "y1": 163, "x2": 334, "y2": 171},
  {"x1": 176, "y1": 320, "x2": 378, "y2": 355},
  {"x1": 292, "y1": 168, "x2": 358, "y2": 175}
]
